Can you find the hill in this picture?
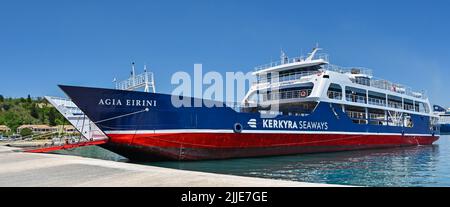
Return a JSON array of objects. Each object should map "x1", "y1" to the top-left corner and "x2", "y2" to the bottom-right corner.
[{"x1": 0, "y1": 95, "x2": 66, "y2": 135}]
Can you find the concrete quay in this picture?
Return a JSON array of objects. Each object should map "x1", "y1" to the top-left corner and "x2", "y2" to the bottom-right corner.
[{"x1": 0, "y1": 146, "x2": 344, "y2": 187}]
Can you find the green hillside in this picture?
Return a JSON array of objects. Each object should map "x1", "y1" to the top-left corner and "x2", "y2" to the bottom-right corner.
[{"x1": 0, "y1": 95, "x2": 66, "y2": 135}]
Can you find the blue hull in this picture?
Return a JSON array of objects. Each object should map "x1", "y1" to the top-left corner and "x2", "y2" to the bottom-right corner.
[{"x1": 59, "y1": 85, "x2": 439, "y2": 160}]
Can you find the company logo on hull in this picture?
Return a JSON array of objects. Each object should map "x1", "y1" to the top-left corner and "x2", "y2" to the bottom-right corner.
[
  {"x1": 247, "y1": 119, "x2": 257, "y2": 128},
  {"x1": 262, "y1": 119, "x2": 329, "y2": 130}
]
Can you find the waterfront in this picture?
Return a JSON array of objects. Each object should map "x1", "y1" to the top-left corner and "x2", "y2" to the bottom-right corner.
[{"x1": 56, "y1": 135, "x2": 450, "y2": 187}]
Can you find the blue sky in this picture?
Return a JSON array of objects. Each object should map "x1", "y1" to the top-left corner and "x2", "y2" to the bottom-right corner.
[{"x1": 0, "y1": 0, "x2": 449, "y2": 106}]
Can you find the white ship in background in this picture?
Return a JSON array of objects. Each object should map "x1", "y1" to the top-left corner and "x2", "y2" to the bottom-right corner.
[
  {"x1": 45, "y1": 96, "x2": 107, "y2": 141},
  {"x1": 433, "y1": 105, "x2": 450, "y2": 134},
  {"x1": 46, "y1": 63, "x2": 155, "y2": 141}
]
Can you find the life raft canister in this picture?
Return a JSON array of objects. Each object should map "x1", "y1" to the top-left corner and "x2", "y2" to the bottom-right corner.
[{"x1": 233, "y1": 123, "x2": 242, "y2": 133}]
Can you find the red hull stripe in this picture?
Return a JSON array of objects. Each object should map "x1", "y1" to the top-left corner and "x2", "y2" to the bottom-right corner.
[
  {"x1": 104, "y1": 129, "x2": 435, "y2": 137},
  {"x1": 106, "y1": 132, "x2": 438, "y2": 149}
]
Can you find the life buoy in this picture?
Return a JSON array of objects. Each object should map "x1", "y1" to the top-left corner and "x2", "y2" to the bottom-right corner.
[
  {"x1": 233, "y1": 123, "x2": 242, "y2": 133},
  {"x1": 299, "y1": 90, "x2": 307, "y2": 97}
]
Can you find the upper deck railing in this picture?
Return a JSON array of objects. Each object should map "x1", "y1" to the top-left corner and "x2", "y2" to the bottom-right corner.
[
  {"x1": 254, "y1": 70, "x2": 320, "y2": 86},
  {"x1": 323, "y1": 64, "x2": 427, "y2": 99},
  {"x1": 251, "y1": 48, "x2": 427, "y2": 100},
  {"x1": 254, "y1": 53, "x2": 329, "y2": 71},
  {"x1": 115, "y1": 71, "x2": 155, "y2": 93}
]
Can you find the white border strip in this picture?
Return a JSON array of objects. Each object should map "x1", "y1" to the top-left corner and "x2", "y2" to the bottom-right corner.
[{"x1": 104, "y1": 129, "x2": 435, "y2": 137}]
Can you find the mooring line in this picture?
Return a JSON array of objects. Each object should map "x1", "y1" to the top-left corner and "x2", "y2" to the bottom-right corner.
[{"x1": 94, "y1": 108, "x2": 149, "y2": 124}]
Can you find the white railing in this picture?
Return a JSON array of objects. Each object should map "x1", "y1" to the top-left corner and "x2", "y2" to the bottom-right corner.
[
  {"x1": 255, "y1": 70, "x2": 320, "y2": 84},
  {"x1": 327, "y1": 91, "x2": 342, "y2": 100},
  {"x1": 345, "y1": 94, "x2": 367, "y2": 104},
  {"x1": 388, "y1": 101, "x2": 403, "y2": 109},
  {"x1": 116, "y1": 72, "x2": 155, "y2": 92},
  {"x1": 346, "y1": 111, "x2": 366, "y2": 119},
  {"x1": 323, "y1": 64, "x2": 426, "y2": 99},
  {"x1": 254, "y1": 53, "x2": 329, "y2": 71},
  {"x1": 404, "y1": 104, "x2": 415, "y2": 111},
  {"x1": 324, "y1": 64, "x2": 373, "y2": 77},
  {"x1": 368, "y1": 97, "x2": 386, "y2": 106},
  {"x1": 368, "y1": 113, "x2": 385, "y2": 120}
]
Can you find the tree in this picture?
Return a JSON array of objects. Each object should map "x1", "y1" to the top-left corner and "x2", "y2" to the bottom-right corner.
[
  {"x1": 48, "y1": 108, "x2": 57, "y2": 126},
  {"x1": 30, "y1": 104, "x2": 39, "y2": 119},
  {"x1": 0, "y1": 95, "x2": 4, "y2": 102},
  {"x1": 27, "y1": 95, "x2": 32, "y2": 103},
  {"x1": 20, "y1": 128, "x2": 33, "y2": 137}
]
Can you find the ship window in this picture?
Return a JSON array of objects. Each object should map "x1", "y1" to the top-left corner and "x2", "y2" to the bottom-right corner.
[
  {"x1": 368, "y1": 91, "x2": 386, "y2": 106},
  {"x1": 404, "y1": 99, "x2": 414, "y2": 111},
  {"x1": 387, "y1": 95, "x2": 402, "y2": 109},
  {"x1": 355, "y1": 76, "x2": 371, "y2": 86},
  {"x1": 368, "y1": 108, "x2": 386, "y2": 126},
  {"x1": 279, "y1": 101, "x2": 319, "y2": 116},
  {"x1": 345, "y1": 87, "x2": 367, "y2": 104},
  {"x1": 344, "y1": 105, "x2": 367, "y2": 124},
  {"x1": 415, "y1": 101, "x2": 429, "y2": 113},
  {"x1": 327, "y1": 83, "x2": 342, "y2": 100},
  {"x1": 261, "y1": 84, "x2": 314, "y2": 101}
]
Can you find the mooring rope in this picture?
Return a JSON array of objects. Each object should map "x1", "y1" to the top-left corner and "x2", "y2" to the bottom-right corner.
[{"x1": 94, "y1": 108, "x2": 149, "y2": 124}]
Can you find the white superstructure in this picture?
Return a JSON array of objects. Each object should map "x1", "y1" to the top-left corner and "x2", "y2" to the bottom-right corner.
[{"x1": 243, "y1": 47, "x2": 436, "y2": 127}]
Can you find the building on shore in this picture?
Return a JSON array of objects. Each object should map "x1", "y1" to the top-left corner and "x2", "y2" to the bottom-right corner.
[
  {"x1": 56, "y1": 125, "x2": 77, "y2": 134},
  {"x1": 16, "y1": 125, "x2": 58, "y2": 134},
  {"x1": 16, "y1": 124, "x2": 79, "y2": 135},
  {"x1": 0, "y1": 125, "x2": 11, "y2": 134}
]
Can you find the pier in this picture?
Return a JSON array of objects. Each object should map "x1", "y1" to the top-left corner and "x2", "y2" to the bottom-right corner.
[{"x1": 0, "y1": 146, "x2": 343, "y2": 187}]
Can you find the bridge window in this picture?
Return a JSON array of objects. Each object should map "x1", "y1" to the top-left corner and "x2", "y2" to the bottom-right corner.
[{"x1": 327, "y1": 83, "x2": 342, "y2": 100}]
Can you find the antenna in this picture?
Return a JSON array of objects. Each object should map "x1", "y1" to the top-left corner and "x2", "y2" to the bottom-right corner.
[
  {"x1": 280, "y1": 48, "x2": 288, "y2": 64},
  {"x1": 131, "y1": 62, "x2": 136, "y2": 78},
  {"x1": 306, "y1": 44, "x2": 322, "y2": 61}
]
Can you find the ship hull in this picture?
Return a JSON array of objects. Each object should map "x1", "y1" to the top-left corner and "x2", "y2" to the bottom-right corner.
[
  {"x1": 100, "y1": 132, "x2": 437, "y2": 161},
  {"x1": 59, "y1": 85, "x2": 440, "y2": 161}
]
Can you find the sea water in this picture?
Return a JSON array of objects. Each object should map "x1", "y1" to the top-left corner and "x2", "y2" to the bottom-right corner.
[{"x1": 55, "y1": 135, "x2": 450, "y2": 187}]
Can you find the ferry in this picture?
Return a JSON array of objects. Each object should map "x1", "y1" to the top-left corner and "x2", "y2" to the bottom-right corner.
[
  {"x1": 45, "y1": 63, "x2": 156, "y2": 142},
  {"x1": 433, "y1": 105, "x2": 450, "y2": 134},
  {"x1": 44, "y1": 96, "x2": 107, "y2": 141},
  {"x1": 59, "y1": 47, "x2": 440, "y2": 161}
]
